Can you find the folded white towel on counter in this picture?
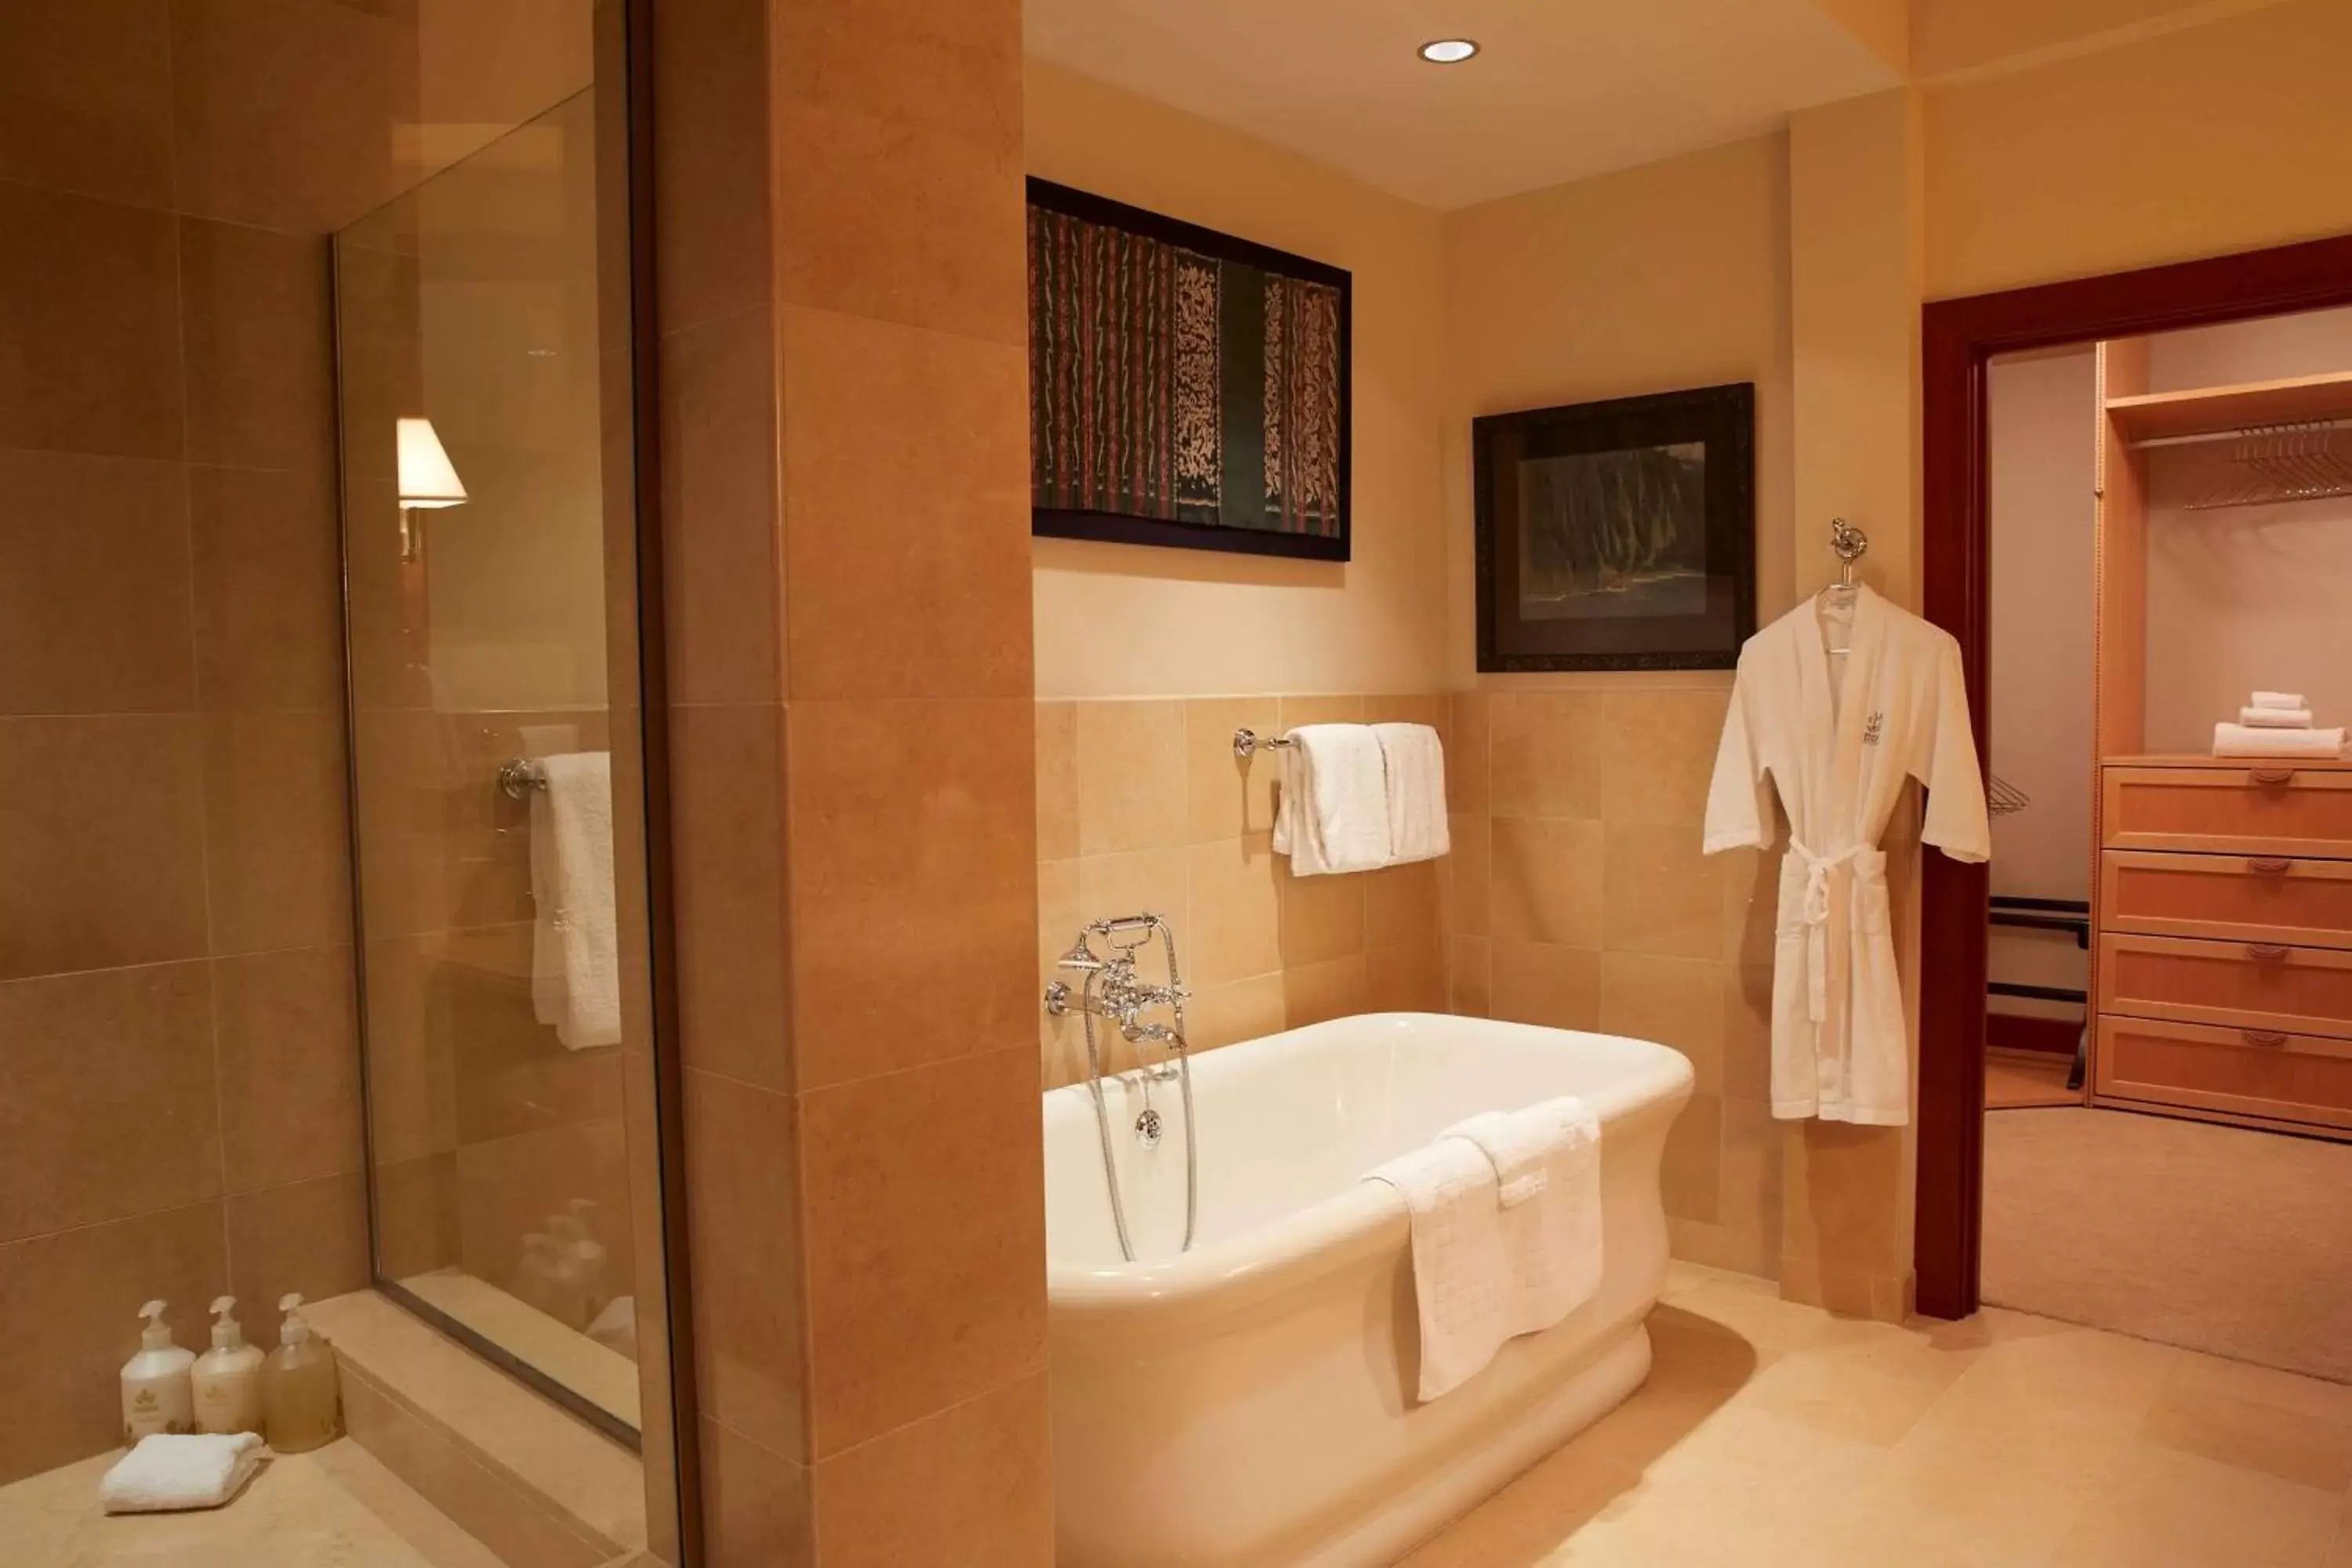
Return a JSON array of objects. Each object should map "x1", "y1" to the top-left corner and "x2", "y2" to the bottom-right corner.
[
  {"x1": 1273, "y1": 725, "x2": 1393, "y2": 877},
  {"x1": 2238, "y1": 706, "x2": 2315, "y2": 729},
  {"x1": 100, "y1": 1433, "x2": 266, "y2": 1514},
  {"x1": 530, "y1": 751, "x2": 621, "y2": 1050},
  {"x1": 1374, "y1": 722, "x2": 1450, "y2": 866},
  {"x1": 1366, "y1": 1095, "x2": 1605, "y2": 1403},
  {"x1": 2250, "y1": 691, "x2": 2307, "y2": 711},
  {"x1": 2213, "y1": 723, "x2": 2346, "y2": 758}
]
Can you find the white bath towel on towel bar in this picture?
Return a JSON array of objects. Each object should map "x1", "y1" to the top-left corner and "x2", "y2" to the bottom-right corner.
[
  {"x1": 1365, "y1": 1094, "x2": 1604, "y2": 1401},
  {"x1": 530, "y1": 750, "x2": 622, "y2": 1049},
  {"x1": 1273, "y1": 724, "x2": 1393, "y2": 876},
  {"x1": 1374, "y1": 722, "x2": 1450, "y2": 865}
]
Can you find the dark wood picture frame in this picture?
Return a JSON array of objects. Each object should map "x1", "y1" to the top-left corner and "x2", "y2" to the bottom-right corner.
[
  {"x1": 1915, "y1": 230, "x2": 2352, "y2": 1321},
  {"x1": 1026, "y1": 177, "x2": 1352, "y2": 563},
  {"x1": 1473, "y1": 383, "x2": 1756, "y2": 672}
]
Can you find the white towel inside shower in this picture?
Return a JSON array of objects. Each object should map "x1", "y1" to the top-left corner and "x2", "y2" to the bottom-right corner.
[{"x1": 530, "y1": 751, "x2": 621, "y2": 1049}]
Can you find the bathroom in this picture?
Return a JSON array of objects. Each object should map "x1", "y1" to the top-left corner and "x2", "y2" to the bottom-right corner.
[{"x1": 4, "y1": 2, "x2": 2350, "y2": 1565}]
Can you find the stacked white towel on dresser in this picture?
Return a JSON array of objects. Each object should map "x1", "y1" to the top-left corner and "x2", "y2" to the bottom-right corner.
[
  {"x1": 1363, "y1": 1095, "x2": 1604, "y2": 1402},
  {"x1": 2214, "y1": 690, "x2": 2345, "y2": 759}
]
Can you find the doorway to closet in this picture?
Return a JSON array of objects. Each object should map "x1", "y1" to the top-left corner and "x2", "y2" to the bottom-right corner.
[
  {"x1": 1975, "y1": 314, "x2": 2352, "y2": 1382},
  {"x1": 1916, "y1": 238, "x2": 2352, "y2": 1378}
]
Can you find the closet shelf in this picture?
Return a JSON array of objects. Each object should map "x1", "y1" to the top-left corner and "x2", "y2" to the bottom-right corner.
[{"x1": 2105, "y1": 369, "x2": 2352, "y2": 443}]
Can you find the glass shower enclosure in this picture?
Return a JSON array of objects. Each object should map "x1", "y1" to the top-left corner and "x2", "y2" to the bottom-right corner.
[{"x1": 331, "y1": 75, "x2": 680, "y2": 1498}]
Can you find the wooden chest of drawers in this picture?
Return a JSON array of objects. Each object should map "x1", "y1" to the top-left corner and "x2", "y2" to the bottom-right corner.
[{"x1": 2095, "y1": 757, "x2": 2352, "y2": 1139}]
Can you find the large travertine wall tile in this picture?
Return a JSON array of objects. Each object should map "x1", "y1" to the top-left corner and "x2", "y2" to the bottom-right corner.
[
  {"x1": 1490, "y1": 817, "x2": 1603, "y2": 948},
  {"x1": 187, "y1": 465, "x2": 344, "y2": 713},
  {"x1": 0, "y1": 715, "x2": 209, "y2": 981},
  {"x1": 176, "y1": 219, "x2": 334, "y2": 471},
  {"x1": 786, "y1": 698, "x2": 1036, "y2": 1088},
  {"x1": 668, "y1": 702, "x2": 792, "y2": 1091},
  {"x1": 200, "y1": 709, "x2": 353, "y2": 955},
  {"x1": 211, "y1": 943, "x2": 363, "y2": 1194},
  {"x1": 0, "y1": 1201, "x2": 227, "y2": 1484},
  {"x1": 0, "y1": 450, "x2": 192, "y2": 716},
  {"x1": 0, "y1": 962, "x2": 219, "y2": 1243},
  {"x1": 779, "y1": 307, "x2": 1031, "y2": 699},
  {"x1": 809, "y1": 1372, "x2": 1054, "y2": 1567},
  {"x1": 656, "y1": 310, "x2": 782, "y2": 706},
  {"x1": 1074, "y1": 699, "x2": 1186, "y2": 856},
  {"x1": 683, "y1": 1069, "x2": 808, "y2": 1465},
  {"x1": 165, "y1": 0, "x2": 416, "y2": 234},
  {"x1": 699, "y1": 1414, "x2": 811, "y2": 1566},
  {"x1": 0, "y1": 1, "x2": 174, "y2": 209},
  {"x1": 0, "y1": 181, "x2": 183, "y2": 459},
  {"x1": 798, "y1": 1045, "x2": 1047, "y2": 1455},
  {"x1": 1185, "y1": 697, "x2": 1279, "y2": 844}
]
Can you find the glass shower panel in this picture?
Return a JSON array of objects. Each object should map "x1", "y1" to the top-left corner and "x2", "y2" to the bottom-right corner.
[{"x1": 333, "y1": 85, "x2": 670, "y2": 1464}]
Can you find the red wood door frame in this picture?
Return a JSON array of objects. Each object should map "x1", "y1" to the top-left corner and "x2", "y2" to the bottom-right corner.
[{"x1": 1915, "y1": 233, "x2": 2352, "y2": 1320}]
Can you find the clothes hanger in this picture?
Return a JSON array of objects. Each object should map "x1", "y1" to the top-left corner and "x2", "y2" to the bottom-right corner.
[{"x1": 1817, "y1": 517, "x2": 1867, "y2": 656}]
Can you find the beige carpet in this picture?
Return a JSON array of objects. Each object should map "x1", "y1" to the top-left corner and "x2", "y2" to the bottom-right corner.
[
  {"x1": 1983, "y1": 1105, "x2": 2352, "y2": 1384},
  {"x1": 1986, "y1": 1049, "x2": 2076, "y2": 1109}
]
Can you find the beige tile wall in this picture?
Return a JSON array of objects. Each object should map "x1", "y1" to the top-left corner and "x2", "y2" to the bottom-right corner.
[
  {"x1": 1035, "y1": 695, "x2": 1451, "y2": 1086},
  {"x1": 0, "y1": 0, "x2": 412, "y2": 1484},
  {"x1": 0, "y1": 0, "x2": 621, "y2": 1486},
  {"x1": 1446, "y1": 686, "x2": 1784, "y2": 1277},
  {"x1": 653, "y1": 0, "x2": 1051, "y2": 1560}
]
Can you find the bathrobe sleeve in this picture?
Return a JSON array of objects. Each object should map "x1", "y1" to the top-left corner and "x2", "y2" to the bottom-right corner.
[
  {"x1": 1703, "y1": 665, "x2": 1776, "y2": 855},
  {"x1": 1916, "y1": 637, "x2": 1991, "y2": 864}
]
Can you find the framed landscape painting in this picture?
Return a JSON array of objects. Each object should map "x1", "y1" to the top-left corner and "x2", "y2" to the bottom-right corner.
[
  {"x1": 1473, "y1": 383, "x2": 1755, "y2": 671},
  {"x1": 1027, "y1": 177, "x2": 1352, "y2": 562}
]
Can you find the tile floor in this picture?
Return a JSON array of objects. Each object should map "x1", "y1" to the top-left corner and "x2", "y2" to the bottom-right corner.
[
  {"x1": 1400, "y1": 1261, "x2": 2352, "y2": 1566},
  {"x1": 0, "y1": 1439, "x2": 514, "y2": 1568}
]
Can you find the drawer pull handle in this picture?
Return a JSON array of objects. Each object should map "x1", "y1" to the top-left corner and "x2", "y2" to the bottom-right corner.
[
  {"x1": 2242, "y1": 1030, "x2": 2288, "y2": 1047},
  {"x1": 2249, "y1": 768, "x2": 2296, "y2": 786},
  {"x1": 2248, "y1": 856, "x2": 2294, "y2": 873},
  {"x1": 2245, "y1": 943, "x2": 2291, "y2": 961}
]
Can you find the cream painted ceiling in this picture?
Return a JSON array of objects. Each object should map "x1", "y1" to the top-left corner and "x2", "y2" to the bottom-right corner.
[{"x1": 1024, "y1": 0, "x2": 1903, "y2": 210}]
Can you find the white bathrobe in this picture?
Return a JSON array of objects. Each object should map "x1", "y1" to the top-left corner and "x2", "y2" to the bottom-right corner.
[{"x1": 1703, "y1": 586, "x2": 1991, "y2": 1126}]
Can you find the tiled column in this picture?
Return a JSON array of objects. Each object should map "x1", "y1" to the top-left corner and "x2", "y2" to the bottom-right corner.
[
  {"x1": 1784, "y1": 87, "x2": 1927, "y2": 1320},
  {"x1": 653, "y1": 1, "x2": 1050, "y2": 1560}
]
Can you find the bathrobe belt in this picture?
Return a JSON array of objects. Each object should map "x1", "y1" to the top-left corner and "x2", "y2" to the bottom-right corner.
[{"x1": 1788, "y1": 839, "x2": 1869, "y2": 1025}]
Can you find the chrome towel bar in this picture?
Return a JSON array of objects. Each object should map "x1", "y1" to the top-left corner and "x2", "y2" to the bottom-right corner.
[
  {"x1": 497, "y1": 758, "x2": 547, "y2": 799},
  {"x1": 1231, "y1": 728, "x2": 1297, "y2": 762}
]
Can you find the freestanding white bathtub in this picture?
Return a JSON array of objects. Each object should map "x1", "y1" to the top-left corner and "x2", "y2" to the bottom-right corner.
[{"x1": 1044, "y1": 1011, "x2": 1693, "y2": 1568}]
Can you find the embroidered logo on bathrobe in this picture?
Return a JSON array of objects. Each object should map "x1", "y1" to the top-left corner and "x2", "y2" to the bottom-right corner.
[{"x1": 1863, "y1": 711, "x2": 1885, "y2": 746}]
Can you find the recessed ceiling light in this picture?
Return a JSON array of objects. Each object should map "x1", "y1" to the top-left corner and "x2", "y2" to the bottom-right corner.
[{"x1": 1418, "y1": 38, "x2": 1479, "y2": 64}]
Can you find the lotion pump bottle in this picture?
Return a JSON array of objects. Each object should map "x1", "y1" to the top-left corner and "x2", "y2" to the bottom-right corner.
[
  {"x1": 192, "y1": 1295, "x2": 264, "y2": 1435},
  {"x1": 120, "y1": 1299, "x2": 195, "y2": 1443},
  {"x1": 262, "y1": 1293, "x2": 341, "y2": 1453}
]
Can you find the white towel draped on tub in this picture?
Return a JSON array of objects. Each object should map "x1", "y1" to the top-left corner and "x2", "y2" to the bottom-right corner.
[
  {"x1": 1373, "y1": 722, "x2": 1450, "y2": 865},
  {"x1": 1365, "y1": 1094, "x2": 1605, "y2": 1402},
  {"x1": 100, "y1": 1433, "x2": 266, "y2": 1514},
  {"x1": 530, "y1": 751, "x2": 621, "y2": 1049},
  {"x1": 1273, "y1": 724, "x2": 1393, "y2": 877}
]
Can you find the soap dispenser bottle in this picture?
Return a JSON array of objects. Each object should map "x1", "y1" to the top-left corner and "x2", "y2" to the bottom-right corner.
[
  {"x1": 263, "y1": 1294, "x2": 341, "y2": 1453},
  {"x1": 120, "y1": 1299, "x2": 195, "y2": 1442},
  {"x1": 192, "y1": 1296, "x2": 264, "y2": 1435}
]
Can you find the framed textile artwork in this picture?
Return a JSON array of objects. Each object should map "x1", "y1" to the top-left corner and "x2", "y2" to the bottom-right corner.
[
  {"x1": 1027, "y1": 178, "x2": 1352, "y2": 561},
  {"x1": 1473, "y1": 383, "x2": 1756, "y2": 671}
]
